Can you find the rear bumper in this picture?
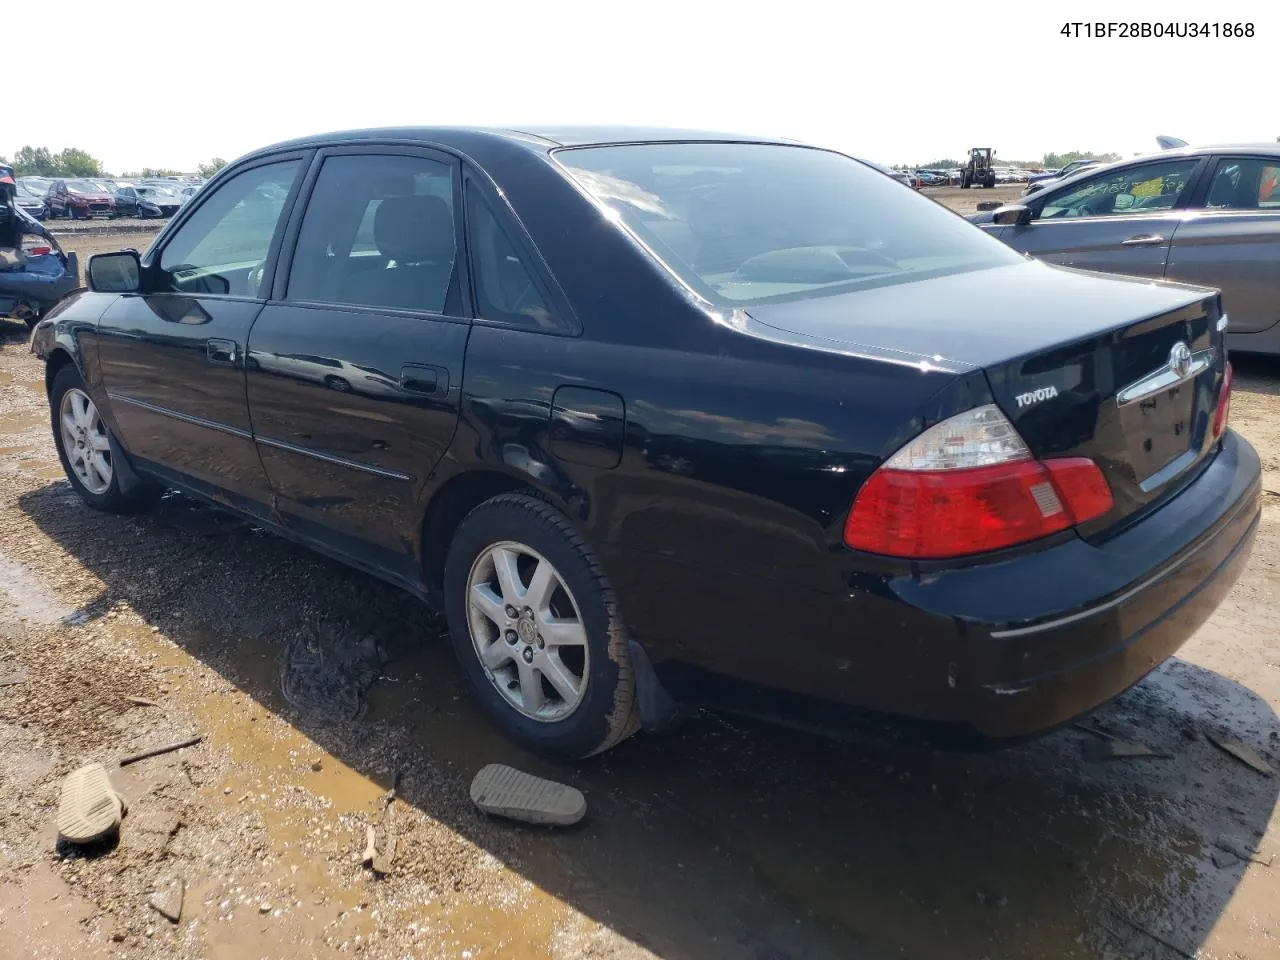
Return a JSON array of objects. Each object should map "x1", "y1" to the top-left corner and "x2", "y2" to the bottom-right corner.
[
  {"x1": 624, "y1": 431, "x2": 1261, "y2": 741},
  {"x1": 905, "y1": 429, "x2": 1260, "y2": 737}
]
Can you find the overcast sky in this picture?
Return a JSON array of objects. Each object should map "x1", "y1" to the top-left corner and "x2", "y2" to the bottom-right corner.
[{"x1": 12, "y1": 0, "x2": 1275, "y2": 172}]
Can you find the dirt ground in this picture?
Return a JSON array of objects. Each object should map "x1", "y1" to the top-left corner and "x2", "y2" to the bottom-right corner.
[{"x1": 2, "y1": 214, "x2": 1280, "y2": 960}]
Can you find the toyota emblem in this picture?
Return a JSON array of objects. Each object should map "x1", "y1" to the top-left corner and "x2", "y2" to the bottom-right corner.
[{"x1": 1169, "y1": 341, "x2": 1192, "y2": 378}]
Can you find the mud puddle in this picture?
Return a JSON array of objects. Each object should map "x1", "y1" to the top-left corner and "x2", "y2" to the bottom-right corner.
[
  {"x1": 135, "y1": 574, "x2": 1280, "y2": 959},
  {"x1": 0, "y1": 549, "x2": 74, "y2": 623},
  {"x1": 0, "y1": 368, "x2": 38, "y2": 390},
  {"x1": 0, "y1": 408, "x2": 45, "y2": 435}
]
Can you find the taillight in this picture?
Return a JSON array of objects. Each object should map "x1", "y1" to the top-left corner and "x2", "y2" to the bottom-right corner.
[
  {"x1": 1212, "y1": 361, "x2": 1232, "y2": 440},
  {"x1": 844, "y1": 404, "x2": 1114, "y2": 559}
]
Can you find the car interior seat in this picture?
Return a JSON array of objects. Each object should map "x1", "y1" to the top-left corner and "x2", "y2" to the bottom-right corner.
[
  {"x1": 1206, "y1": 170, "x2": 1241, "y2": 208},
  {"x1": 344, "y1": 194, "x2": 454, "y2": 313}
]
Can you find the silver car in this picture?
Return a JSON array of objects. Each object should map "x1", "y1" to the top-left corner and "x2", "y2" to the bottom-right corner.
[{"x1": 971, "y1": 144, "x2": 1280, "y2": 354}]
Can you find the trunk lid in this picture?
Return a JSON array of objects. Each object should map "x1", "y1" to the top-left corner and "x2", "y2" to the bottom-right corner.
[{"x1": 744, "y1": 260, "x2": 1227, "y2": 533}]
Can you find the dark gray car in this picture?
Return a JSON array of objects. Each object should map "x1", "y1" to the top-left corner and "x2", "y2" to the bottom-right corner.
[{"x1": 971, "y1": 145, "x2": 1280, "y2": 354}]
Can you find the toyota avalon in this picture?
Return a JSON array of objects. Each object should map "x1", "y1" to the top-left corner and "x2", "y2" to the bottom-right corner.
[{"x1": 30, "y1": 126, "x2": 1259, "y2": 757}]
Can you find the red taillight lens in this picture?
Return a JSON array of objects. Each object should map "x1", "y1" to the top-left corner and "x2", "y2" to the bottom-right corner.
[
  {"x1": 1212, "y1": 361, "x2": 1233, "y2": 440},
  {"x1": 1042, "y1": 457, "x2": 1115, "y2": 521},
  {"x1": 844, "y1": 457, "x2": 1113, "y2": 559},
  {"x1": 844, "y1": 402, "x2": 1115, "y2": 560}
]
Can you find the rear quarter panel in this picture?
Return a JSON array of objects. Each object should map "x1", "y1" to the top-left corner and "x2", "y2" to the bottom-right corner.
[
  {"x1": 1166, "y1": 210, "x2": 1280, "y2": 336},
  {"x1": 451, "y1": 306, "x2": 971, "y2": 672}
]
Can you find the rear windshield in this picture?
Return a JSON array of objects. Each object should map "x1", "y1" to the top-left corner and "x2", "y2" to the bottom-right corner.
[{"x1": 554, "y1": 142, "x2": 1021, "y2": 305}]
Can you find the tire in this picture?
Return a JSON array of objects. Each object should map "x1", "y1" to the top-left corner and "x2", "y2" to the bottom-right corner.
[
  {"x1": 49, "y1": 365, "x2": 159, "y2": 513},
  {"x1": 443, "y1": 493, "x2": 640, "y2": 758}
]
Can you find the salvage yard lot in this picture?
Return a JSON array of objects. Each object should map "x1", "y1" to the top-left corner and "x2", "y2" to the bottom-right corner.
[{"x1": 2, "y1": 202, "x2": 1280, "y2": 960}]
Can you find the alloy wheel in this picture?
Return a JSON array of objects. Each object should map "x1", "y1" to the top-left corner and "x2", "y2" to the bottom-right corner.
[
  {"x1": 59, "y1": 388, "x2": 113, "y2": 494},
  {"x1": 465, "y1": 541, "x2": 590, "y2": 722}
]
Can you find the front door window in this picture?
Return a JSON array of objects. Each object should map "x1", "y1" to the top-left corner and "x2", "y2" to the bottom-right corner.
[
  {"x1": 157, "y1": 160, "x2": 300, "y2": 297},
  {"x1": 1038, "y1": 159, "x2": 1200, "y2": 219}
]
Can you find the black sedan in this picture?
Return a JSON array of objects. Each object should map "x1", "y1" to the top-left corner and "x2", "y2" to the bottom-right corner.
[
  {"x1": 14, "y1": 179, "x2": 48, "y2": 219},
  {"x1": 30, "y1": 126, "x2": 1259, "y2": 758},
  {"x1": 113, "y1": 183, "x2": 181, "y2": 219}
]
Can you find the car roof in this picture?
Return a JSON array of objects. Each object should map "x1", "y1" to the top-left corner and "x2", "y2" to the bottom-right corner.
[
  {"x1": 1131, "y1": 143, "x2": 1280, "y2": 163},
  {"x1": 243, "y1": 125, "x2": 804, "y2": 160}
]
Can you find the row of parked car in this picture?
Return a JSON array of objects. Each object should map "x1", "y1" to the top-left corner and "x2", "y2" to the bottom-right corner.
[
  {"x1": 899, "y1": 164, "x2": 1100, "y2": 188},
  {"x1": 12, "y1": 175, "x2": 203, "y2": 221}
]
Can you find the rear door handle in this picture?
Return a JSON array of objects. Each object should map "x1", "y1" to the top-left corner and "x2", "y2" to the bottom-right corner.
[
  {"x1": 400, "y1": 364, "x2": 449, "y2": 397},
  {"x1": 206, "y1": 339, "x2": 238, "y2": 365},
  {"x1": 1121, "y1": 234, "x2": 1166, "y2": 246}
]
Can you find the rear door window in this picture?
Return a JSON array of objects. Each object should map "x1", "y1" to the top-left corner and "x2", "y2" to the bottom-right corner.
[
  {"x1": 1201, "y1": 157, "x2": 1280, "y2": 210},
  {"x1": 286, "y1": 153, "x2": 458, "y2": 314},
  {"x1": 465, "y1": 186, "x2": 559, "y2": 330}
]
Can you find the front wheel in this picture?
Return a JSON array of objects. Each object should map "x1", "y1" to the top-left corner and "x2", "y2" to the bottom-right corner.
[
  {"x1": 50, "y1": 365, "x2": 159, "y2": 512},
  {"x1": 443, "y1": 493, "x2": 640, "y2": 758}
]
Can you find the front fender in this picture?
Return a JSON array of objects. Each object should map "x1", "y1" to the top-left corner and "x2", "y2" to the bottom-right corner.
[{"x1": 30, "y1": 289, "x2": 118, "y2": 418}]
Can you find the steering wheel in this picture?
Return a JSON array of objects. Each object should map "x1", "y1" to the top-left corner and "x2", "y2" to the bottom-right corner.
[
  {"x1": 840, "y1": 246, "x2": 903, "y2": 270},
  {"x1": 246, "y1": 261, "x2": 266, "y2": 297},
  {"x1": 507, "y1": 276, "x2": 540, "y2": 317}
]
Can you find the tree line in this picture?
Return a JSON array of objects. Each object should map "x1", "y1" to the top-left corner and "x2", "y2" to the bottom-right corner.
[{"x1": 0, "y1": 145, "x2": 227, "y2": 180}]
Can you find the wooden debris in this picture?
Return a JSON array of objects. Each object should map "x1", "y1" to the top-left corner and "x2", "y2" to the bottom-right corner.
[
  {"x1": 1106, "y1": 908, "x2": 1195, "y2": 959},
  {"x1": 1074, "y1": 723, "x2": 1167, "y2": 759},
  {"x1": 119, "y1": 736, "x2": 203, "y2": 767},
  {"x1": 1084, "y1": 737, "x2": 1168, "y2": 761},
  {"x1": 1205, "y1": 729, "x2": 1273, "y2": 777},
  {"x1": 371, "y1": 771, "x2": 400, "y2": 875}
]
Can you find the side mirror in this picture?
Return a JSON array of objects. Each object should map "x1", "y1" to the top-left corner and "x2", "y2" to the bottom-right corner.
[
  {"x1": 992, "y1": 203, "x2": 1033, "y2": 227},
  {"x1": 87, "y1": 250, "x2": 142, "y2": 293}
]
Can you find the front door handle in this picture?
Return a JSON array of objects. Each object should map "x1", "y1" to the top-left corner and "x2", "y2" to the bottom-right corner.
[
  {"x1": 1121, "y1": 234, "x2": 1166, "y2": 246},
  {"x1": 206, "y1": 339, "x2": 238, "y2": 365}
]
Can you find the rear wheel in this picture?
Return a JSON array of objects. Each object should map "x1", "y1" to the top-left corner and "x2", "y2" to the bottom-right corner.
[
  {"x1": 443, "y1": 493, "x2": 639, "y2": 758},
  {"x1": 50, "y1": 365, "x2": 159, "y2": 512}
]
